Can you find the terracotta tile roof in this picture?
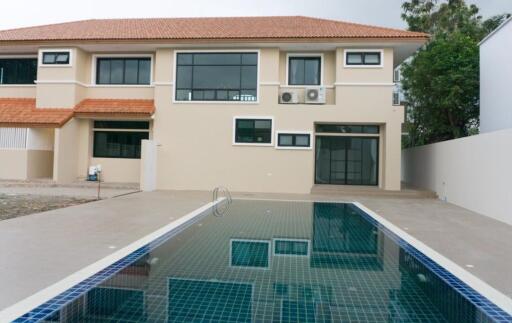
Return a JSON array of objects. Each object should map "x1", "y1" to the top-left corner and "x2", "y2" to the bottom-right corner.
[
  {"x1": 74, "y1": 99, "x2": 155, "y2": 117},
  {"x1": 0, "y1": 98, "x2": 154, "y2": 127},
  {"x1": 0, "y1": 98, "x2": 73, "y2": 128},
  {"x1": 0, "y1": 16, "x2": 428, "y2": 42}
]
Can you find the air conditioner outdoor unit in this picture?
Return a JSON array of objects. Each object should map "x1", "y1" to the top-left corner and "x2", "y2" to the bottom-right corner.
[
  {"x1": 305, "y1": 87, "x2": 326, "y2": 104},
  {"x1": 279, "y1": 90, "x2": 299, "y2": 104}
]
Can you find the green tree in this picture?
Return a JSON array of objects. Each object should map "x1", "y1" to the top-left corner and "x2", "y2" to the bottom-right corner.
[{"x1": 400, "y1": 0, "x2": 510, "y2": 147}]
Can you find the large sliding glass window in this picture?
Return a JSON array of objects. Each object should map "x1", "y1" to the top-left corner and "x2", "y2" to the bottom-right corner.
[
  {"x1": 93, "y1": 121, "x2": 150, "y2": 159},
  {"x1": 175, "y1": 52, "x2": 258, "y2": 102},
  {"x1": 96, "y1": 58, "x2": 151, "y2": 85},
  {"x1": 0, "y1": 59, "x2": 37, "y2": 84}
]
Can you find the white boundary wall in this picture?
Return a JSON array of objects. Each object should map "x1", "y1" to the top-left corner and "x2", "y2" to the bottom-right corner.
[{"x1": 402, "y1": 129, "x2": 512, "y2": 225}]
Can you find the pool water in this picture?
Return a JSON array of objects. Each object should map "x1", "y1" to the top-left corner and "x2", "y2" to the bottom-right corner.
[{"x1": 18, "y1": 200, "x2": 510, "y2": 322}]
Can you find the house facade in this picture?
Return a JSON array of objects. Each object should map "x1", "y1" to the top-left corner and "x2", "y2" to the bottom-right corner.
[
  {"x1": 479, "y1": 16, "x2": 512, "y2": 133},
  {"x1": 0, "y1": 16, "x2": 427, "y2": 193}
]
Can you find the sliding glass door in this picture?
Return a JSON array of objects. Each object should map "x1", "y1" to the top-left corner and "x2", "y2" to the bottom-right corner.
[{"x1": 315, "y1": 136, "x2": 378, "y2": 186}]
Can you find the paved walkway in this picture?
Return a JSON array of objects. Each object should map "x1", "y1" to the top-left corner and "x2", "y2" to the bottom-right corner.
[{"x1": 0, "y1": 190, "x2": 510, "y2": 314}]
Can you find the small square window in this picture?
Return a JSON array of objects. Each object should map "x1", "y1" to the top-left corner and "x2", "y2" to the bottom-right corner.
[
  {"x1": 346, "y1": 53, "x2": 363, "y2": 65},
  {"x1": 364, "y1": 53, "x2": 381, "y2": 65},
  {"x1": 42, "y1": 51, "x2": 70, "y2": 65}
]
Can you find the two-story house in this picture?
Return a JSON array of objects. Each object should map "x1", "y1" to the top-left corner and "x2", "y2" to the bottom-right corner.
[{"x1": 0, "y1": 16, "x2": 427, "y2": 193}]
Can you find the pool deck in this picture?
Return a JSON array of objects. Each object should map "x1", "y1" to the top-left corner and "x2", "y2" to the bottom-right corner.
[{"x1": 0, "y1": 189, "x2": 511, "y2": 315}]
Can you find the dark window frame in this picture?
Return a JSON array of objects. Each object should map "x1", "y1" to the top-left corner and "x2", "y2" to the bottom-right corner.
[
  {"x1": 175, "y1": 52, "x2": 258, "y2": 102},
  {"x1": 277, "y1": 133, "x2": 311, "y2": 148},
  {"x1": 95, "y1": 57, "x2": 152, "y2": 85},
  {"x1": 93, "y1": 121, "x2": 150, "y2": 159},
  {"x1": 345, "y1": 51, "x2": 382, "y2": 66},
  {"x1": 314, "y1": 135, "x2": 380, "y2": 186},
  {"x1": 315, "y1": 124, "x2": 380, "y2": 134},
  {"x1": 0, "y1": 58, "x2": 37, "y2": 84},
  {"x1": 234, "y1": 118, "x2": 273, "y2": 145},
  {"x1": 42, "y1": 51, "x2": 71, "y2": 65},
  {"x1": 287, "y1": 56, "x2": 322, "y2": 86}
]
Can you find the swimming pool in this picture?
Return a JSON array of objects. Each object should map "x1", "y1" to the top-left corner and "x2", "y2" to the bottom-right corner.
[{"x1": 9, "y1": 199, "x2": 512, "y2": 322}]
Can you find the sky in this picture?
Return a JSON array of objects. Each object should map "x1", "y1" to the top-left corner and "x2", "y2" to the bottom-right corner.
[{"x1": 0, "y1": 0, "x2": 511, "y2": 30}]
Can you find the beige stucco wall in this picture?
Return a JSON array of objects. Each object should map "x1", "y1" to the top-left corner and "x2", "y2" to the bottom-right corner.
[
  {"x1": 85, "y1": 86, "x2": 154, "y2": 100},
  {"x1": 90, "y1": 158, "x2": 141, "y2": 183},
  {"x1": 0, "y1": 150, "x2": 28, "y2": 180},
  {"x1": 0, "y1": 86, "x2": 36, "y2": 98},
  {"x1": 71, "y1": 118, "x2": 143, "y2": 183},
  {"x1": 0, "y1": 149, "x2": 52, "y2": 179},
  {"x1": 152, "y1": 47, "x2": 402, "y2": 193},
  {"x1": 53, "y1": 118, "x2": 80, "y2": 183},
  {"x1": 26, "y1": 150, "x2": 53, "y2": 178}
]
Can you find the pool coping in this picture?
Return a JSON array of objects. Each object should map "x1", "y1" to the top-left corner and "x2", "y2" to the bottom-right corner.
[
  {"x1": 2, "y1": 197, "x2": 511, "y2": 321},
  {"x1": 0, "y1": 197, "x2": 225, "y2": 323}
]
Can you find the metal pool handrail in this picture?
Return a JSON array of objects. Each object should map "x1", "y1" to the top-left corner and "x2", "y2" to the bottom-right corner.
[{"x1": 212, "y1": 186, "x2": 232, "y2": 216}]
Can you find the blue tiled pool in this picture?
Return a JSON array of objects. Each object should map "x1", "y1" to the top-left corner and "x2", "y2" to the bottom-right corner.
[{"x1": 12, "y1": 200, "x2": 512, "y2": 322}]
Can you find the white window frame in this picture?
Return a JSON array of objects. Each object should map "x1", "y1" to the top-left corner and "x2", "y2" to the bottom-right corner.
[
  {"x1": 272, "y1": 238, "x2": 311, "y2": 257},
  {"x1": 232, "y1": 116, "x2": 274, "y2": 147},
  {"x1": 275, "y1": 131, "x2": 313, "y2": 150},
  {"x1": 173, "y1": 49, "x2": 260, "y2": 104},
  {"x1": 394, "y1": 68, "x2": 401, "y2": 82},
  {"x1": 0, "y1": 55, "x2": 38, "y2": 86},
  {"x1": 38, "y1": 48, "x2": 73, "y2": 67},
  {"x1": 285, "y1": 53, "x2": 324, "y2": 87},
  {"x1": 343, "y1": 49, "x2": 384, "y2": 68},
  {"x1": 91, "y1": 53, "x2": 154, "y2": 87}
]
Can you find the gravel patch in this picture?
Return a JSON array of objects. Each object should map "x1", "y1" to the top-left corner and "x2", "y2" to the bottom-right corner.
[{"x1": 0, "y1": 194, "x2": 95, "y2": 221}]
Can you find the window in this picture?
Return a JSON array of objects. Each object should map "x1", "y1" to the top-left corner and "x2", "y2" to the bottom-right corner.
[
  {"x1": 394, "y1": 68, "x2": 401, "y2": 82},
  {"x1": 93, "y1": 121, "x2": 150, "y2": 159},
  {"x1": 288, "y1": 56, "x2": 321, "y2": 85},
  {"x1": 41, "y1": 51, "x2": 70, "y2": 65},
  {"x1": 276, "y1": 132, "x2": 311, "y2": 149},
  {"x1": 234, "y1": 118, "x2": 272, "y2": 144},
  {"x1": 315, "y1": 124, "x2": 379, "y2": 134},
  {"x1": 175, "y1": 52, "x2": 258, "y2": 101},
  {"x1": 96, "y1": 57, "x2": 151, "y2": 85},
  {"x1": 345, "y1": 51, "x2": 382, "y2": 66},
  {"x1": 0, "y1": 59, "x2": 37, "y2": 84}
]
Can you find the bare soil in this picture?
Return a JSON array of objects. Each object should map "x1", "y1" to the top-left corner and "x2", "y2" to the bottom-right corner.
[{"x1": 0, "y1": 194, "x2": 94, "y2": 221}]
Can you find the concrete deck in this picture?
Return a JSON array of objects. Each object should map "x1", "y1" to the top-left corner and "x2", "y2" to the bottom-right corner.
[{"x1": 0, "y1": 190, "x2": 510, "y2": 313}]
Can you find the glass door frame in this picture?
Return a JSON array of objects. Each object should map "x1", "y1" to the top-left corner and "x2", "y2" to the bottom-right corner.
[{"x1": 314, "y1": 134, "x2": 380, "y2": 186}]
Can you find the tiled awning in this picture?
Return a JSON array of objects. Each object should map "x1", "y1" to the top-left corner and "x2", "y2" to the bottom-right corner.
[
  {"x1": 0, "y1": 98, "x2": 73, "y2": 128},
  {"x1": 73, "y1": 99, "x2": 155, "y2": 118},
  {"x1": 0, "y1": 98, "x2": 155, "y2": 128}
]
